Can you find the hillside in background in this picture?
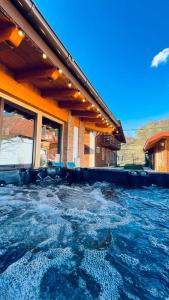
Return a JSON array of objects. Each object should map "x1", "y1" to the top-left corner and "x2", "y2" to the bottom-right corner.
[{"x1": 118, "y1": 119, "x2": 169, "y2": 166}]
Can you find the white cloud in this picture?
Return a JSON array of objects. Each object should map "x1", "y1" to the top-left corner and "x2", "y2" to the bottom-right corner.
[{"x1": 151, "y1": 48, "x2": 169, "y2": 68}]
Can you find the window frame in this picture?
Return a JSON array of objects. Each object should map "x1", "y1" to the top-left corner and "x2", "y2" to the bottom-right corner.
[
  {"x1": 0, "y1": 92, "x2": 64, "y2": 168},
  {"x1": 0, "y1": 99, "x2": 36, "y2": 168}
]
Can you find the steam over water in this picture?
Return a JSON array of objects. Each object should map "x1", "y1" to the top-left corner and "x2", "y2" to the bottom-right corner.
[{"x1": 0, "y1": 182, "x2": 169, "y2": 299}]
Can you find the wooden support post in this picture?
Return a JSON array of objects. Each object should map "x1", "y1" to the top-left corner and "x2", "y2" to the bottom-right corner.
[
  {"x1": 0, "y1": 98, "x2": 4, "y2": 152},
  {"x1": 33, "y1": 112, "x2": 42, "y2": 168}
]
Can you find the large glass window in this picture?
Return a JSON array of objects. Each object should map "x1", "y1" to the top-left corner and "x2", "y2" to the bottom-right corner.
[
  {"x1": 0, "y1": 100, "x2": 35, "y2": 167},
  {"x1": 40, "y1": 117, "x2": 61, "y2": 166}
]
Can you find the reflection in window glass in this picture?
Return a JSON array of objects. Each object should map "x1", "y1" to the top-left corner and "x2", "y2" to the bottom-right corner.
[
  {"x1": 102, "y1": 148, "x2": 105, "y2": 161},
  {"x1": 0, "y1": 101, "x2": 35, "y2": 167},
  {"x1": 40, "y1": 117, "x2": 61, "y2": 166}
]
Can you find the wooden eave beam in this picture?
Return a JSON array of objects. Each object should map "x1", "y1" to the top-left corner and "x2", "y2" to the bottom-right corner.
[
  {"x1": 15, "y1": 67, "x2": 60, "y2": 82},
  {"x1": 71, "y1": 111, "x2": 98, "y2": 117},
  {"x1": 0, "y1": 25, "x2": 25, "y2": 47},
  {"x1": 80, "y1": 117, "x2": 102, "y2": 122},
  {"x1": 84, "y1": 122, "x2": 113, "y2": 133},
  {"x1": 42, "y1": 88, "x2": 77, "y2": 99},
  {"x1": 59, "y1": 101, "x2": 90, "y2": 110},
  {"x1": 95, "y1": 123, "x2": 110, "y2": 128}
]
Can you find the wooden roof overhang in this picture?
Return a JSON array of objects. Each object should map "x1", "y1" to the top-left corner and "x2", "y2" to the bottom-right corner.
[
  {"x1": 0, "y1": 0, "x2": 125, "y2": 140},
  {"x1": 144, "y1": 132, "x2": 169, "y2": 151}
]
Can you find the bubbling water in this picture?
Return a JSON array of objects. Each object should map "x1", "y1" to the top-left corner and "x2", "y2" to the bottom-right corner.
[{"x1": 0, "y1": 183, "x2": 169, "y2": 299}]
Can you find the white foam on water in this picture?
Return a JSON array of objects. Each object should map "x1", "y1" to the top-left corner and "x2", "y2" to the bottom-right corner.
[
  {"x1": 148, "y1": 236, "x2": 168, "y2": 253},
  {"x1": 117, "y1": 253, "x2": 140, "y2": 267},
  {"x1": 81, "y1": 250, "x2": 123, "y2": 300},
  {"x1": 0, "y1": 183, "x2": 169, "y2": 298},
  {"x1": 0, "y1": 247, "x2": 75, "y2": 300},
  {"x1": 124, "y1": 291, "x2": 141, "y2": 300},
  {"x1": 148, "y1": 287, "x2": 164, "y2": 298}
]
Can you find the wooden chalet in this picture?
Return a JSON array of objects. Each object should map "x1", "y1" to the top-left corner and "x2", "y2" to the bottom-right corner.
[
  {"x1": 144, "y1": 132, "x2": 169, "y2": 172},
  {"x1": 0, "y1": 0, "x2": 125, "y2": 169}
]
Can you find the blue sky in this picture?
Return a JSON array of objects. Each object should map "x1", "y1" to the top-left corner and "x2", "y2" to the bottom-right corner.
[{"x1": 34, "y1": 0, "x2": 169, "y2": 135}]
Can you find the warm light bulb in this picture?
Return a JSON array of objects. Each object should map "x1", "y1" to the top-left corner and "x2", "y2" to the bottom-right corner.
[
  {"x1": 68, "y1": 82, "x2": 72, "y2": 88},
  {"x1": 18, "y1": 29, "x2": 24, "y2": 37},
  {"x1": 78, "y1": 90, "x2": 81, "y2": 95},
  {"x1": 82, "y1": 98, "x2": 86, "y2": 103},
  {"x1": 91, "y1": 104, "x2": 94, "y2": 107},
  {"x1": 42, "y1": 53, "x2": 47, "y2": 59},
  {"x1": 58, "y1": 68, "x2": 63, "y2": 74}
]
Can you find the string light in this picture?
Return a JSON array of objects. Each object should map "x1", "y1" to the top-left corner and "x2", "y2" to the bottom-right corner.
[
  {"x1": 42, "y1": 53, "x2": 47, "y2": 59},
  {"x1": 82, "y1": 98, "x2": 86, "y2": 103},
  {"x1": 68, "y1": 82, "x2": 72, "y2": 88},
  {"x1": 18, "y1": 29, "x2": 24, "y2": 37},
  {"x1": 58, "y1": 68, "x2": 63, "y2": 74}
]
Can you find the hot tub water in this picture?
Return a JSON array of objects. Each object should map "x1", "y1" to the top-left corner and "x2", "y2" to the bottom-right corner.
[{"x1": 0, "y1": 183, "x2": 168, "y2": 299}]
